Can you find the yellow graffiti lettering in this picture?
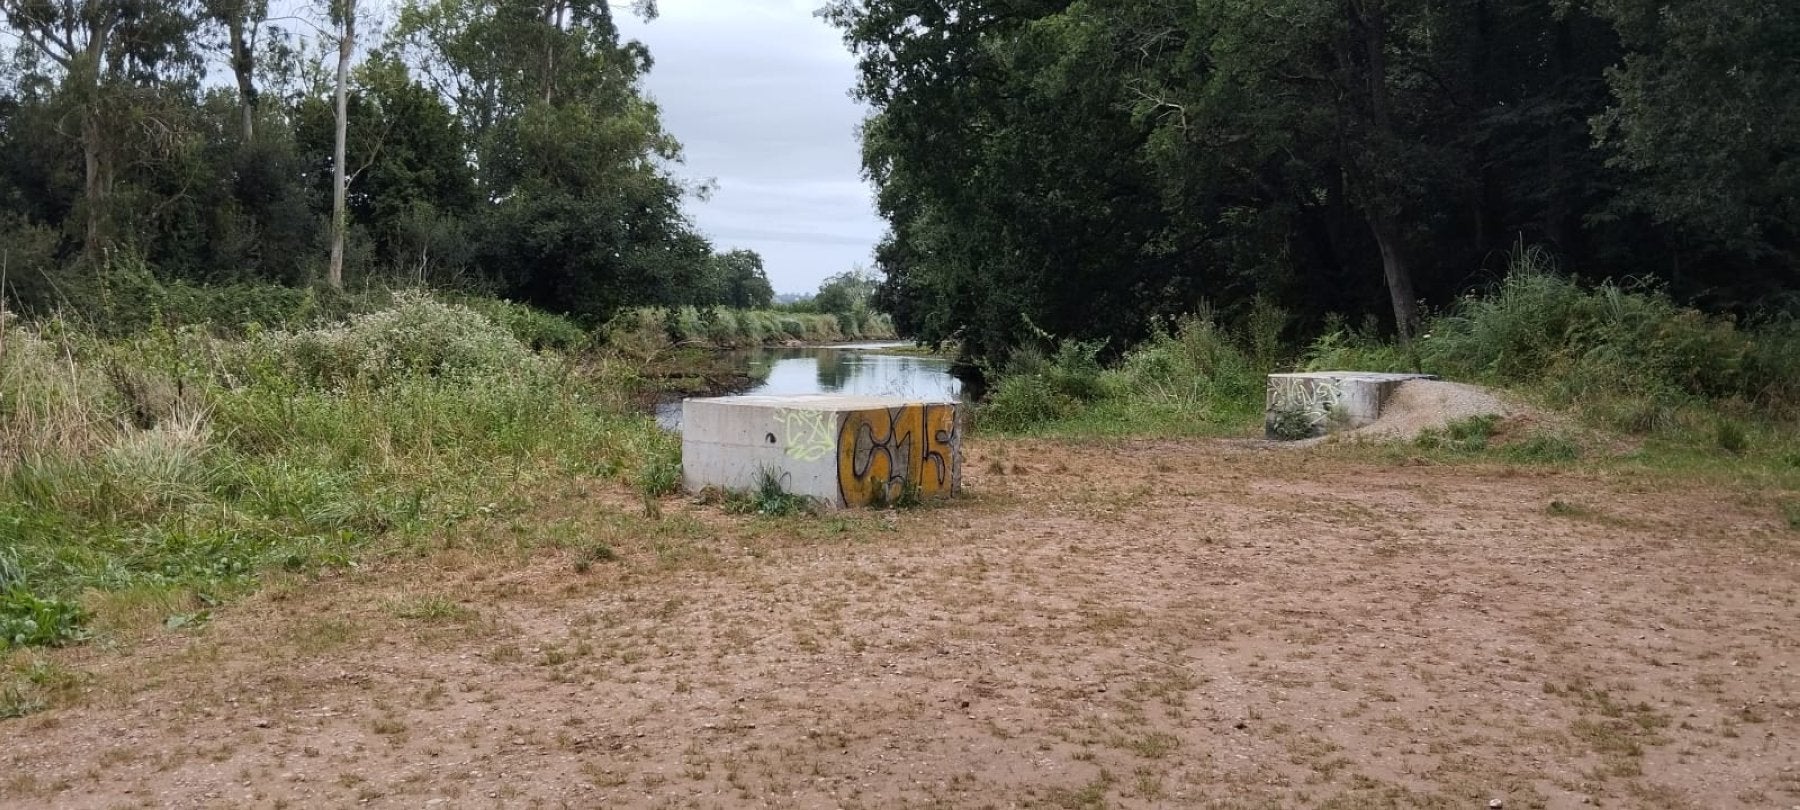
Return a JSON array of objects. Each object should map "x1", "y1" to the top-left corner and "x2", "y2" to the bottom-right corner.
[{"x1": 837, "y1": 405, "x2": 961, "y2": 507}]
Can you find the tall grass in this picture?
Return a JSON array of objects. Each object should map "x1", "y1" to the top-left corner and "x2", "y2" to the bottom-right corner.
[
  {"x1": 1305, "y1": 265, "x2": 1800, "y2": 434},
  {"x1": 0, "y1": 294, "x2": 672, "y2": 650},
  {"x1": 982, "y1": 252, "x2": 1800, "y2": 462},
  {"x1": 980, "y1": 312, "x2": 1266, "y2": 436}
]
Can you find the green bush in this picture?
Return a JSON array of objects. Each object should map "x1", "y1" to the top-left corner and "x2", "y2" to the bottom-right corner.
[
  {"x1": 981, "y1": 314, "x2": 1265, "y2": 435},
  {"x1": 1417, "y1": 270, "x2": 1760, "y2": 412},
  {"x1": 258, "y1": 293, "x2": 542, "y2": 388},
  {"x1": 454, "y1": 296, "x2": 589, "y2": 351},
  {"x1": 672, "y1": 306, "x2": 708, "y2": 344}
]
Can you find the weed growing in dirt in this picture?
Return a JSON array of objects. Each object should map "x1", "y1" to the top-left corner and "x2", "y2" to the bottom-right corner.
[
  {"x1": 0, "y1": 589, "x2": 87, "y2": 649},
  {"x1": 1547, "y1": 500, "x2": 1592, "y2": 518},
  {"x1": 1415, "y1": 414, "x2": 1500, "y2": 453},
  {"x1": 572, "y1": 542, "x2": 619, "y2": 573},
  {"x1": 1783, "y1": 502, "x2": 1800, "y2": 531},
  {"x1": 1267, "y1": 402, "x2": 1318, "y2": 441},
  {"x1": 725, "y1": 468, "x2": 816, "y2": 517},
  {"x1": 0, "y1": 655, "x2": 86, "y2": 718},
  {"x1": 387, "y1": 595, "x2": 475, "y2": 623},
  {"x1": 1503, "y1": 432, "x2": 1583, "y2": 463}
]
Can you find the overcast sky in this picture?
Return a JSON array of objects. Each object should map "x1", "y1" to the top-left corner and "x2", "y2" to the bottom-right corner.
[{"x1": 616, "y1": 1, "x2": 883, "y2": 295}]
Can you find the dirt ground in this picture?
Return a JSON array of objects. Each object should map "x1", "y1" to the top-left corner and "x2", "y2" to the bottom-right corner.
[{"x1": 4, "y1": 438, "x2": 1798, "y2": 809}]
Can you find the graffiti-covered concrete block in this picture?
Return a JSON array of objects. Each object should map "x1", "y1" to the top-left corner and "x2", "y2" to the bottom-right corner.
[
  {"x1": 682, "y1": 395, "x2": 962, "y2": 508},
  {"x1": 1266, "y1": 372, "x2": 1437, "y2": 438}
]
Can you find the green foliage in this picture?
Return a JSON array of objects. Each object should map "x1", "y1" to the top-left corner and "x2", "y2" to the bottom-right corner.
[
  {"x1": 257, "y1": 293, "x2": 542, "y2": 388},
  {"x1": 1715, "y1": 420, "x2": 1750, "y2": 455},
  {"x1": 981, "y1": 315, "x2": 1264, "y2": 437},
  {"x1": 725, "y1": 468, "x2": 815, "y2": 517},
  {"x1": 1266, "y1": 403, "x2": 1318, "y2": 442},
  {"x1": 0, "y1": 294, "x2": 669, "y2": 648},
  {"x1": 452, "y1": 296, "x2": 589, "y2": 351},
  {"x1": 603, "y1": 306, "x2": 894, "y2": 353},
  {"x1": 828, "y1": 0, "x2": 1797, "y2": 367},
  {"x1": 1411, "y1": 267, "x2": 1799, "y2": 426},
  {"x1": 1784, "y1": 502, "x2": 1800, "y2": 532},
  {"x1": 1, "y1": 589, "x2": 88, "y2": 650},
  {"x1": 1415, "y1": 415, "x2": 1502, "y2": 453},
  {"x1": 1504, "y1": 433, "x2": 1584, "y2": 464}
]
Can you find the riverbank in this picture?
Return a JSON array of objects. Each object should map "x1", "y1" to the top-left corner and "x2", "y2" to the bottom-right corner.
[{"x1": 4, "y1": 435, "x2": 1795, "y2": 808}]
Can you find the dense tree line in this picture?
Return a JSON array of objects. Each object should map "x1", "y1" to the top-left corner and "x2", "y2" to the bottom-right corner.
[
  {"x1": 824, "y1": 0, "x2": 1800, "y2": 362},
  {"x1": 0, "y1": 0, "x2": 773, "y2": 321}
]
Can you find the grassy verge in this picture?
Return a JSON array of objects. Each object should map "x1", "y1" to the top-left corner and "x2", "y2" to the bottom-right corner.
[
  {"x1": 0, "y1": 293, "x2": 677, "y2": 654},
  {"x1": 975, "y1": 262, "x2": 1800, "y2": 491}
]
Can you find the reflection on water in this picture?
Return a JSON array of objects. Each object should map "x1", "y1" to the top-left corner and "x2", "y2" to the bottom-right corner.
[
  {"x1": 745, "y1": 344, "x2": 962, "y2": 400},
  {"x1": 658, "y1": 343, "x2": 961, "y2": 430}
]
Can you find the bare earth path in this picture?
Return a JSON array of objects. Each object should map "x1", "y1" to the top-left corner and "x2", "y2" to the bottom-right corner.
[{"x1": 4, "y1": 439, "x2": 1798, "y2": 809}]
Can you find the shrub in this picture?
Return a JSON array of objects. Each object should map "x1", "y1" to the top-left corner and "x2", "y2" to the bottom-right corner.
[
  {"x1": 455, "y1": 296, "x2": 588, "y2": 351},
  {"x1": 707, "y1": 307, "x2": 742, "y2": 345},
  {"x1": 672, "y1": 306, "x2": 708, "y2": 344},
  {"x1": 1267, "y1": 402, "x2": 1318, "y2": 441},
  {"x1": 257, "y1": 293, "x2": 540, "y2": 388}
]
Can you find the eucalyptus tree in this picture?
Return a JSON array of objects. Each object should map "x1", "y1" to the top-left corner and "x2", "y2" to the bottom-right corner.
[{"x1": 0, "y1": 0, "x2": 202, "y2": 257}]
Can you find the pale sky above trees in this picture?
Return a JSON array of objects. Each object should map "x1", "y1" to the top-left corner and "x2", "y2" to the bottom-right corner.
[{"x1": 617, "y1": 1, "x2": 882, "y2": 295}]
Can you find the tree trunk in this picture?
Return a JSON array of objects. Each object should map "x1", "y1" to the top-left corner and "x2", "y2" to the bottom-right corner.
[
  {"x1": 82, "y1": 113, "x2": 105, "y2": 259},
  {"x1": 1352, "y1": 0, "x2": 1419, "y2": 343},
  {"x1": 229, "y1": 16, "x2": 256, "y2": 142},
  {"x1": 79, "y1": 28, "x2": 109, "y2": 261},
  {"x1": 1369, "y1": 211, "x2": 1418, "y2": 343},
  {"x1": 327, "y1": 0, "x2": 355, "y2": 290}
]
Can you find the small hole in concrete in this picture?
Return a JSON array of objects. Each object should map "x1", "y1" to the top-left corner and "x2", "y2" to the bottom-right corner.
[{"x1": 765, "y1": 433, "x2": 777, "y2": 444}]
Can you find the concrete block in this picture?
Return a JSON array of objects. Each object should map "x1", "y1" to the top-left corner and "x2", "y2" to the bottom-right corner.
[
  {"x1": 682, "y1": 394, "x2": 962, "y2": 508},
  {"x1": 1266, "y1": 372, "x2": 1438, "y2": 438}
]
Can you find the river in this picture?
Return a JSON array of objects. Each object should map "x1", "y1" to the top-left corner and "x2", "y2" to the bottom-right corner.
[{"x1": 657, "y1": 343, "x2": 963, "y2": 430}]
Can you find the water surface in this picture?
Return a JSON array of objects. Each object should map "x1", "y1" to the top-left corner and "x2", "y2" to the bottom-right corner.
[{"x1": 659, "y1": 343, "x2": 961, "y2": 430}]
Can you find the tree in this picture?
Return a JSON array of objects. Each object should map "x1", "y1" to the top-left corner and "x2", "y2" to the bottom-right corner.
[
  {"x1": 0, "y1": 0, "x2": 201, "y2": 257},
  {"x1": 390, "y1": 0, "x2": 707, "y2": 320},
  {"x1": 203, "y1": 0, "x2": 270, "y2": 142},
  {"x1": 711, "y1": 249, "x2": 773, "y2": 309},
  {"x1": 1593, "y1": 0, "x2": 1800, "y2": 297},
  {"x1": 814, "y1": 268, "x2": 878, "y2": 316},
  {"x1": 325, "y1": 0, "x2": 358, "y2": 289}
]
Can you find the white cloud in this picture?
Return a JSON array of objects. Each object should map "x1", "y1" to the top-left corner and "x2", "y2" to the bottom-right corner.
[{"x1": 620, "y1": 0, "x2": 883, "y2": 293}]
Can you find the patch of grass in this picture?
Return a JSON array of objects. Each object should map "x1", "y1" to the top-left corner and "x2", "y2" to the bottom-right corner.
[
  {"x1": 1415, "y1": 414, "x2": 1501, "y2": 453},
  {"x1": 387, "y1": 594, "x2": 475, "y2": 624},
  {"x1": 0, "y1": 294, "x2": 673, "y2": 650},
  {"x1": 1715, "y1": 419, "x2": 1750, "y2": 455},
  {"x1": 0, "y1": 654, "x2": 87, "y2": 718},
  {"x1": 1503, "y1": 431, "x2": 1583, "y2": 463},
  {"x1": 1547, "y1": 500, "x2": 1592, "y2": 518},
  {"x1": 725, "y1": 468, "x2": 815, "y2": 517},
  {"x1": 572, "y1": 542, "x2": 618, "y2": 573},
  {"x1": 1783, "y1": 501, "x2": 1800, "y2": 531}
]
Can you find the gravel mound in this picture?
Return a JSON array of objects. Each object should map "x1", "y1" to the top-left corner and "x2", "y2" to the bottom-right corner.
[{"x1": 1331, "y1": 379, "x2": 1511, "y2": 442}]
